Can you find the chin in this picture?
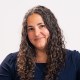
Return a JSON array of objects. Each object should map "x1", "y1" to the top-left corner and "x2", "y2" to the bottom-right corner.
[{"x1": 36, "y1": 45, "x2": 46, "y2": 50}]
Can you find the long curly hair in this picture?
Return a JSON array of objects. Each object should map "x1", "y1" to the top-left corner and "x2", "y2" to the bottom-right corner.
[{"x1": 17, "y1": 5, "x2": 66, "y2": 80}]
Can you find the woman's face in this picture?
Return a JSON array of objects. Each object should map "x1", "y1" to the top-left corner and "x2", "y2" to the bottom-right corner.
[{"x1": 27, "y1": 13, "x2": 50, "y2": 51}]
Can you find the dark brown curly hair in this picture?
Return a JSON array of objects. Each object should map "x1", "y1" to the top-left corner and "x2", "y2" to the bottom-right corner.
[{"x1": 17, "y1": 5, "x2": 66, "y2": 80}]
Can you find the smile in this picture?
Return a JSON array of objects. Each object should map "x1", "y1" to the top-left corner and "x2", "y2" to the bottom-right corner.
[{"x1": 34, "y1": 37, "x2": 44, "y2": 41}]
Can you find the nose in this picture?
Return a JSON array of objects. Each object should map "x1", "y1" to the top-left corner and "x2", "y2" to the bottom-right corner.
[{"x1": 34, "y1": 27, "x2": 40, "y2": 37}]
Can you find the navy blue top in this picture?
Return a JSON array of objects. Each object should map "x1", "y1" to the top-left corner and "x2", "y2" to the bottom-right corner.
[{"x1": 0, "y1": 49, "x2": 80, "y2": 80}]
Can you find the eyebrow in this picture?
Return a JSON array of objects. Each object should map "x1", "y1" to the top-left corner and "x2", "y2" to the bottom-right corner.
[
  {"x1": 37, "y1": 23, "x2": 43, "y2": 25},
  {"x1": 27, "y1": 25, "x2": 33, "y2": 28},
  {"x1": 27, "y1": 23, "x2": 44, "y2": 28}
]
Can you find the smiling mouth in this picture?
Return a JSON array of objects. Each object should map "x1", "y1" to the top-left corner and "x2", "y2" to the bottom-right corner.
[{"x1": 34, "y1": 37, "x2": 44, "y2": 41}]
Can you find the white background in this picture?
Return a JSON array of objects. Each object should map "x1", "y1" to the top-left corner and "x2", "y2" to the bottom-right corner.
[{"x1": 0, "y1": 0, "x2": 80, "y2": 64}]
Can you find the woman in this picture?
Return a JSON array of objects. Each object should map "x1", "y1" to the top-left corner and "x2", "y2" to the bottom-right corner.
[{"x1": 0, "y1": 5, "x2": 80, "y2": 80}]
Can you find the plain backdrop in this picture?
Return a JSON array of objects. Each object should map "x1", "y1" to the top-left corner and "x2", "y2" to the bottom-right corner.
[{"x1": 0, "y1": 0, "x2": 80, "y2": 64}]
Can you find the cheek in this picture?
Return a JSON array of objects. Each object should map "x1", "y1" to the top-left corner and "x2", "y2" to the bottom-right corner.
[
  {"x1": 27, "y1": 33, "x2": 34, "y2": 41},
  {"x1": 44, "y1": 29, "x2": 50, "y2": 37},
  {"x1": 27, "y1": 33, "x2": 32, "y2": 40}
]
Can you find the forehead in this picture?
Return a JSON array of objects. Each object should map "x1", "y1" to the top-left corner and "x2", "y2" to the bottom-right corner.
[{"x1": 27, "y1": 13, "x2": 44, "y2": 25}]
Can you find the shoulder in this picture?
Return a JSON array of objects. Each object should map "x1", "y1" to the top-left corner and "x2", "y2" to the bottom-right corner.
[
  {"x1": 66, "y1": 49, "x2": 80, "y2": 60},
  {"x1": 0, "y1": 52, "x2": 19, "y2": 80},
  {"x1": 65, "y1": 49, "x2": 80, "y2": 70},
  {"x1": 0, "y1": 51, "x2": 19, "y2": 69}
]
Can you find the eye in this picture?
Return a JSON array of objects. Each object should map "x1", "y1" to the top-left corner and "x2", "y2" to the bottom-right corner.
[
  {"x1": 27, "y1": 27, "x2": 34, "y2": 31},
  {"x1": 39, "y1": 24, "x2": 46, "y2": 28}
]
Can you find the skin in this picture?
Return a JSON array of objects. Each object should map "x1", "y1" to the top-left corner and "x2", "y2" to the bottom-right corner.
[{"x1": 27, "y1": 13, "x2": 50, "y2": 63}]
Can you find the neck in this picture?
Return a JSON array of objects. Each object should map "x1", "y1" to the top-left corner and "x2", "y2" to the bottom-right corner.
[{"x1": 35, "y1": 50, "x2": 47, "y2": 63}]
